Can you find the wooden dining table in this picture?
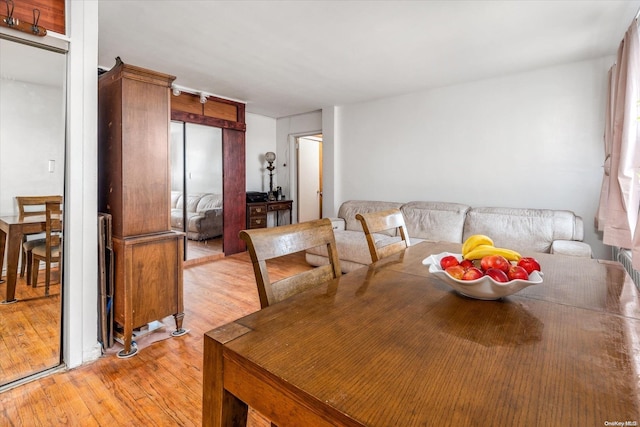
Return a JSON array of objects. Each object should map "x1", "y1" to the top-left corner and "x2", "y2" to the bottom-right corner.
[
  {"x1": 0, "y1": 214, "x2": 47, "y2": 304},
  {"x1": 203, "y1": 241, "x2": 640, "y2": 426}
]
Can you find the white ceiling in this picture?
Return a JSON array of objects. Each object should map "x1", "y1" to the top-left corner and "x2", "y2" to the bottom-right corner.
[{"x1": 98, "y1": 0, "x2": 640, "y2": 119}]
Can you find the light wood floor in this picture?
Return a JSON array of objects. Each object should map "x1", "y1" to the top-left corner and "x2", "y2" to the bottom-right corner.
[
  {"x1": 0, "y1": 271, "x2": 62, "y2": 386},
  {"x1": 185, "y1": 236, "x2": 224, "y2": 266},
  {"x1": 0, "y1": 251, "x2": 312, "y2": 426}
]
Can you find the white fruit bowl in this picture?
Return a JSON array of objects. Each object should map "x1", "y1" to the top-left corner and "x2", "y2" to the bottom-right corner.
[{"x1": 422, "y1": 252, "x2": 543, "y2": 300}]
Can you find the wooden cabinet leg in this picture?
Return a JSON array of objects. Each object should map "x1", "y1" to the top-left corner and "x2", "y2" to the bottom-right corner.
[
  {"x1": 117, "y1": 320, "x2": 138, "y2": 359},
  {"x1": 171, "y1": 312, "x2": 187, "y2": 337}
]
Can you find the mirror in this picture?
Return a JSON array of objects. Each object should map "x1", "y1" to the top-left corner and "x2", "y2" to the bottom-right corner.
[
  {"x1": 170, "y1": 121, "x2": 224, "y2": 264},
  {"x1": 0, "y1": 37, "x2": 66, "y2": 387}
]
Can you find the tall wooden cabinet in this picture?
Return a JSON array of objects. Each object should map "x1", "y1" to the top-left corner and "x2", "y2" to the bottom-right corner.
[{"x1": 98, "y1": 58, "x2": 185, "y2": 358}]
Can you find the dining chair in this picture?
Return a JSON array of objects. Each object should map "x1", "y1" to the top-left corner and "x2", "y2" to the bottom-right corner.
[
  {"x1": 16, "y1": 195, "x2": 64, "y2": 285},
  {"x1": 356, "y1": 208, "x2": 411, "y2": 262},
  {"x1": 239, "y1": 218, "x2": 342, "y2": 309},
  {"x1": 29, "y1": 201, "x2": 63, "y2": 296}
]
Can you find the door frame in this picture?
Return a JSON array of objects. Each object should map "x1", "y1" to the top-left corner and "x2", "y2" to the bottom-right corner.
[
  {"x1": 296, "y1": 135, "x2": 323, "y2": 222},
  {"x1": 287, "y1": 130, "x2": 322, "y2": 224}
]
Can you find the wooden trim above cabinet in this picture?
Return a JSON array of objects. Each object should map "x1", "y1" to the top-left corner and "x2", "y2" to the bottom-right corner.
[
  {"x1": 171, "y1": 92, "x2": 245, "y2": 130},
  {"x1": 171, "y1": 110, "x2": 246, "y2": 132},
  {"x1": 171, "y1": 92, "x2": 204, "y2": 115}
]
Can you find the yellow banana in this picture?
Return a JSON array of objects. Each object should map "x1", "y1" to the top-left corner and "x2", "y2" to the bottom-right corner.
[
  {"x1": 461, "y1": 234, "x2": 494, "y2": 256},
  {"x1": 463, "y1": 244, "x2": 522, "y2": 262}
]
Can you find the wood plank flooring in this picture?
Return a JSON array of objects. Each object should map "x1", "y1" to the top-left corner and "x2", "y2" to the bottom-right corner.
[
  {"x1": 185, "y1": 237, "x2": 224, "y2": 266},
  {"x1": 0, "y1": 251, "x2": 313, "y2": 426},
  {"x1": 0, "y1": 272, "x2": 61, "y2": 386}
]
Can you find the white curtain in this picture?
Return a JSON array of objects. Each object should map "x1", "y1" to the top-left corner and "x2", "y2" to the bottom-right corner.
[
  {"x1": 595, "y1": 66, "x2": 615, "y2": 232},
  {"x1": 597, "y1": 19, "x2": 640, "y2": 267}
]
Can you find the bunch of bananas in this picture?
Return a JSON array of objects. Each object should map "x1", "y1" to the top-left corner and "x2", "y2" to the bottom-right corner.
[{"x1": 461, "y1": 234, "x2": 521, "y2": 262}]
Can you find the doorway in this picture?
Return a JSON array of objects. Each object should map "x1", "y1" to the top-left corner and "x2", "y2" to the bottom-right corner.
[
  {"x1": 296, "y1": 135, "x2": 323, "y2": 222},
  {"x1": 170, "y1": 121, "x2": 224, "y2": 265}
]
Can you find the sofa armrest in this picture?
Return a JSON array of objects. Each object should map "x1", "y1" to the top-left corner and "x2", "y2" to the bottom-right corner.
[
  {"x1": 550, "y1": 240, "x2": 592, "y2": 257},
  {"x1": 329, "y1": 217, "x2": 345, "y2": 231}
]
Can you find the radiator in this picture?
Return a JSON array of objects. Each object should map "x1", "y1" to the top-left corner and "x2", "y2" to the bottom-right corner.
[
  {"x1": 98, "y1": 212, "x2": 114, "y2": 350},
  {"x1": 612, "y1": 246, "x2": 640, "y2": 289}
]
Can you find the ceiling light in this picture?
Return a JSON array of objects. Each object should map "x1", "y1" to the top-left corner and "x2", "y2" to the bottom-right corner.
[{"x1": 200, "y1": 93, "x2": 208, "y2": 104}]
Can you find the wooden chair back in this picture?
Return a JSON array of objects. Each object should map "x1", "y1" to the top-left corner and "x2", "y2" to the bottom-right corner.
[
  {"x1": 45, "y1": 201, "x2": 63, "y2": 249},
  {"x1": 16, "y1": 195, "x2": 63, "y2": 280},
  {"x1": 16, "y1": 195, "x2": 63, "y2": 218},
  {"x1": 356, "y1": 208, "x2": 410, "y2": 262},
  {"x1": 30, "y1": 201, "x2": 63, "y2": 295},
  {"x1": 239, "y1": 218, "x2": 342, "y2": 309}
]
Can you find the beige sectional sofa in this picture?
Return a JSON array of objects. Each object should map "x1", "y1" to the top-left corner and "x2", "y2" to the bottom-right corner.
[
  {"x1": 305, "y1": 200, "x2": 592, "y2": 273},
  {"x1": 170, "y1": 191, "x2": 223, "y2": 241}
]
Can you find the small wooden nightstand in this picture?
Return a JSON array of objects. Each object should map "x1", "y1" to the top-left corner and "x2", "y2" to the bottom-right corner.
[{"x1": 246, "y1": 200, "x2": 293, "y2": 229}]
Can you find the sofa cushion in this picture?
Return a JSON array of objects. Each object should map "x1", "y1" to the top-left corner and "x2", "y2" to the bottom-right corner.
[
  {"x1": 337, "y1": 200, "x2": 404, "y2": 234},
  {"x1": 463, "y1": 207, "x2": 581, "y2": 254},
  {"x1": 550, "y1": 240, "x2": 592, "y2": 257},
  {"x1": 401, "y1": 201, "x2": 470, "y2": 243},
  {"x1": 197, "y1": 193, "x2": 222, "y2": 212}
]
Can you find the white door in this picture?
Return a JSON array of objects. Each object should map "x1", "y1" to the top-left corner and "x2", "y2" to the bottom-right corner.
[{"x1": 297, "y1": 135, "x2": 322, "y2": 222}]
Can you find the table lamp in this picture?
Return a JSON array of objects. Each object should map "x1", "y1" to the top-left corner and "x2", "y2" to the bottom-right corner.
[{"x1": 265, "y1": 151, "x2": 276, "y2": 199}]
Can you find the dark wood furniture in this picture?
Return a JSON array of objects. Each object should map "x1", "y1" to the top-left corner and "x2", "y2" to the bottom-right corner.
[
  {"x1": 171, "y1": 91, "x2": 247, "y2": 255},
  {"x1": 29, "y1": 201, "x2": 62, "y2": 296},
  {"x1": 0, "y1": 215, "x2": 47, "y2": 303},
  {"x1": 246, "y1": 200, "x2": 293, "y2": 230},
  {"x1": 15, "y1": 195, "x2": 63, "y2": 285},
  {"x1": 239, "y1": 218, "x2": 341, "y2": 308},
  {"x1": 98, "y1": 58, "x2": 185, "y2": 358},
  {"x1": 203, "y1": 241, "x2": 640, "y2": 426},
  {"x1": 356, "y1": 207, "x2": 410, "y2": 262}
]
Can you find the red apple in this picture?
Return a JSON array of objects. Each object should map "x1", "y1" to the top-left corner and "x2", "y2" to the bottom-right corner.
[
  {"x1": 461, "y1": 267, "x2": 484, "y2": 281},
  {"x1": 445, "y1": 265, "x2": 466, "y2": 280},
  {"x1": 459, "y1": 259, "x2": 474, "y2": 270},
  {"x1": 485, "y1": 267, "x2": 509, "y2": 283},
  {"x1": 517, "y1": 257, "x2": 541, "y2": 274},
  {"x1": 480, "y1": 255, "x2": 511, "y2": 273},
  {"x1": 440, "y1": 255, "x2": 460, "y2": 270},
  {"x1": 507, "y1": 265, "x2": 529, "y2": 281}
]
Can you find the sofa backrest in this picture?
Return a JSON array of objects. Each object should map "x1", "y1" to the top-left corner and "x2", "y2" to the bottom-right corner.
[
  {"x1": 338, "y1": 200, "x2": 404, "y2": 234},
  {"x1": 173, "y1": 192, "x2": 223, "y2": 213},
  {"x1": 463, "y1": 207, "x2": 584, "y2": 254},
  {"x1": 197, "y1": 194, "x2": 223, "y2": 212},
  {"x1": 401, "y1": 201, "x2": 470, "y2": 243}
]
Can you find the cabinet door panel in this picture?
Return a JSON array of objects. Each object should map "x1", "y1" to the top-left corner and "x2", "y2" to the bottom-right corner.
[
  {"x1": 113, "y1": 233, "x2": 184, "y2": 330},
  {"x1": 121, "y1": 78, "x2": 171, "y2": 236}
]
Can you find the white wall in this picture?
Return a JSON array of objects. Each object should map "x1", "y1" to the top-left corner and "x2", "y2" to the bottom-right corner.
[
  {"x1": 332, "y1": 57, "x2": 611, "y2": 259},
  {"x1": 187, "y1": 125, "x2": 222, "y2": 194},
  {"x1": 246, "y1": 113, "x2": 277, "y2": 192},
  {"x1": 170, "y1": 123, "x2": 223, "y2": 195},
  {"x1": 0, "y1": 80, "x2": 65, "y2": 216},
  {"x1": 65, "y1": 0, "x2": 101, "y2": 367}
]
